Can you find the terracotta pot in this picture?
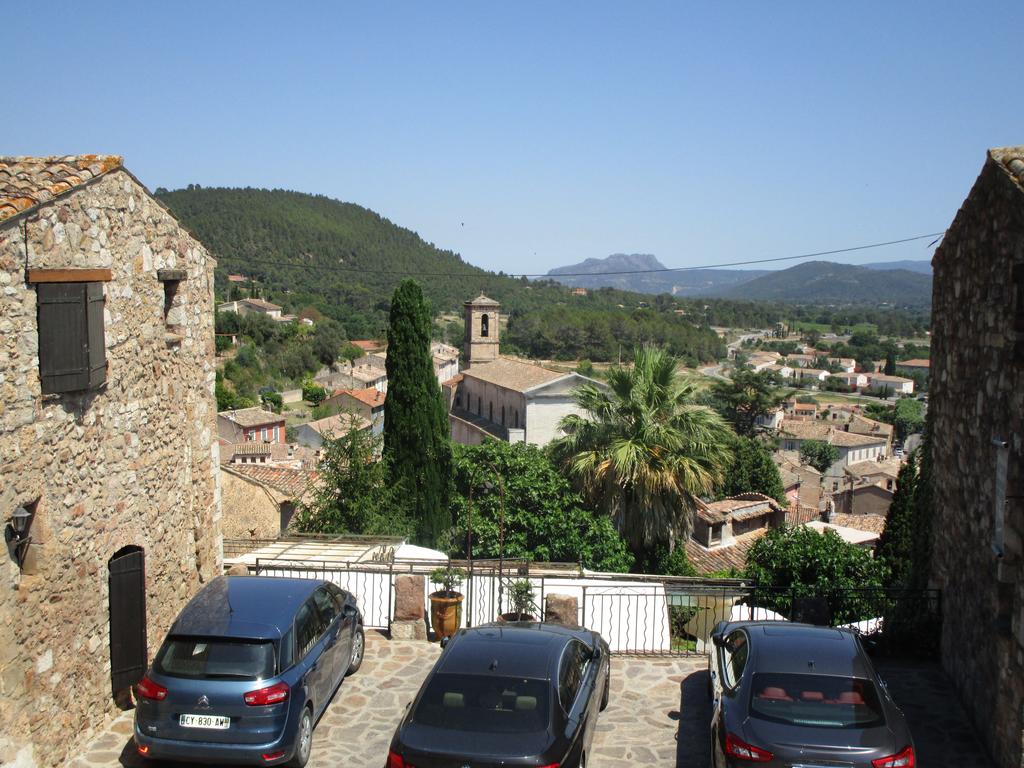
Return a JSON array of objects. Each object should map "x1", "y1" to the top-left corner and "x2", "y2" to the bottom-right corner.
[{"x1": 429, "y1": 592, "x2": 464, "y2": 640}]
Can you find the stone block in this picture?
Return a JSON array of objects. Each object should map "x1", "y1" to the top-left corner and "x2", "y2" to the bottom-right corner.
[
  {"x1": 394, "y1": 574, "x2": 425, "y2": 621},
  {"x1": 390, "y1": 618, "x2": 428, "y2": 641},
  {"x1": 544, "y1": 593, "x2": 578, "y2": 628}
]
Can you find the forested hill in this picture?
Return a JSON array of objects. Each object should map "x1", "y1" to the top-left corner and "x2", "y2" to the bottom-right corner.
[
  {"x1": 156, "y1": 186, "x2": 532, "y2": 337},
  {"x1": 154, "y1": 186, "x2": 729, "y2": 362},
  {"x1": 717, "y1": 261, "x2": 933, "y2": 306}
]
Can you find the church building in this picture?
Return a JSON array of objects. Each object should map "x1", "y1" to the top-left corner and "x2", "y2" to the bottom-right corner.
[{"x1": 443, "y1": 294, "x2": 600, "y2": 447}]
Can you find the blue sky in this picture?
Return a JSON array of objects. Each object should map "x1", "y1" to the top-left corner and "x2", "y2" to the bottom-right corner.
[{"x1": 7, "y1": 2, "x2": 1021, "y2": 275}]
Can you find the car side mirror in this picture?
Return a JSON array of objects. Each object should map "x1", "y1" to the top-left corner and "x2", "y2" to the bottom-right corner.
[{"x1": 711, "y1": 632, "x2": 726, "y2": 648}]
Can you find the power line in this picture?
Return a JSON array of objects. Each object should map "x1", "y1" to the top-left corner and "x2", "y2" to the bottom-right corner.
[{"x1": 222, "y1": 231, "x2": 944, "y2": 280}]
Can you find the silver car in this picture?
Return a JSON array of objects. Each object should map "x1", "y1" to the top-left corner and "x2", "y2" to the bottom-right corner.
[{"x1": 709, "y1": 622, "x2": 915, "y2": 768}]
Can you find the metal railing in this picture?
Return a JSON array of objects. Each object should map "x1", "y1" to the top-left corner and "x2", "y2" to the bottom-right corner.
[{"x1": 235, "y1": 550, "x2": 940, "y2": 657}]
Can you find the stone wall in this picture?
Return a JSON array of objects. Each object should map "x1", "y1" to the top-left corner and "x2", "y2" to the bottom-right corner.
[
  {"x1": 0, "y1": 169, "x2": 221, "y2": 767},
  {"x1": 930, "y1": 148, "x2": 1024, "y2": 768},
  {"x1": 219, "y1": 467, "x2": 286, "y2": 539}
]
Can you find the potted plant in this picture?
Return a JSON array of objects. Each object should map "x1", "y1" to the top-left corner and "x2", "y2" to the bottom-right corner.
[
  {"x1": 428, "y1": 564, "x2": 465, "y2": 641},
  {"x1": 498, "y1": 579, "x2": 537, "y2": 622}
]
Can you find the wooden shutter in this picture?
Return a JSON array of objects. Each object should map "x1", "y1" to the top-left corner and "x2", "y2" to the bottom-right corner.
[
  {"x1": 37, "y1": 282, "x2": 106, "y2": 394},
  {"x1": 109, "y1": 548, "x2": 148, "y2": 693}
]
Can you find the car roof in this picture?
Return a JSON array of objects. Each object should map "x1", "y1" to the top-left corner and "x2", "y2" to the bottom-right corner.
[
  {"x1": 436, "y1": 623, "x2": 585, "y2": 680},
  {"x1": 730, "y1": 622, "x2": 870, "y2": 677},
  {"x1": 170, "y1": 575, "x2": 324, "y2": 640}
]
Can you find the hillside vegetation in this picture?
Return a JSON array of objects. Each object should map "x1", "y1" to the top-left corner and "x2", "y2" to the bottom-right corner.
[
  {"x1": 156, "y1": 186, "x2": 728, "y2": 362},
  {"x1": 718, "y1": 261, "x2": 932, "y2": 306}
]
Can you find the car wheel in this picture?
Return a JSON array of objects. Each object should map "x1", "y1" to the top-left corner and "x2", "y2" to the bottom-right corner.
[
  {"x1": 346, "y1": 624, "x2": 365, "y2": 675},
  {"x1": 599, "y1": 665, "x2": 610, "y2": 711},
  {"x1": 287, "y1": 706, "x2": 313, "y2": 768}
]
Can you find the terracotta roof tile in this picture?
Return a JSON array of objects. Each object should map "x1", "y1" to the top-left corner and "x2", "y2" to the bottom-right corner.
[
  {"x1": 463, "y1": 358, "x2": 567, "y2": 393},
  {"x1": 828, "y1": 513, "x2": 888, "y2": 535},
  {"x1": 333, "y1": 387, "x2": 385, "y2": 408},
  {"x1": 228, "y1": 465, "x2": 317, "y2": 498},
  {"x1": 0, "y1": 155, "x2": 123, "y2": 223},
  {"x1": 218, "y1": 407, "x2": 284, "y2": 428},
  {"x1": 685, "y1": 530, "x2": 766, "y2": 575}
]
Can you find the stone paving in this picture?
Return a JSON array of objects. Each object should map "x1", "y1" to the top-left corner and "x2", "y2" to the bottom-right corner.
[{"x1": 66, "y1": 635, "x2": 994, "y2": 768}]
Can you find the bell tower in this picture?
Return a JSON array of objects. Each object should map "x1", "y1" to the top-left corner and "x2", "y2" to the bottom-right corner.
[{"x1": 464, "y1": 294, "x2": 500, "y2": 365}]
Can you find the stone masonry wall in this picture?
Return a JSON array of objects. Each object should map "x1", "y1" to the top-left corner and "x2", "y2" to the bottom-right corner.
[
  {"x1": 930, "y1": 150, "x2": 1024, "y2": 768},
  {"x1": 0, "y1": 169, "x2": 221, "y2": 767}
]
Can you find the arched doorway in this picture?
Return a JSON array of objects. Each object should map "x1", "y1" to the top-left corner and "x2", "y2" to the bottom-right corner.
[{"x1": 108, "y1": 545, "x2": 147, "y2": 700}]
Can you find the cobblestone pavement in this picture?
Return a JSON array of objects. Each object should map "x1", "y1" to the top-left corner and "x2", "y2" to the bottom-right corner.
[{"x1": 67, "y1": 636, "x2": 992, "y2": 768}]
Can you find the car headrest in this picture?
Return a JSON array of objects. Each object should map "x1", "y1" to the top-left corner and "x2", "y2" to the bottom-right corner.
[
  {"x1": 515, "y1": 696, "x2": 537, "y2": 711},
  {"x1": 442, "y1": 692, "x2": 464, "y2": 708}
]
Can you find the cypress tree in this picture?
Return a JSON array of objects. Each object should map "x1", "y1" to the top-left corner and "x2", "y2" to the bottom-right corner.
[
  {"x1": 876, "y1": 453, "x2": 918, "y2": 588},
  {"x1": 383, "y1": 279, "x2": 452, "y2": 545}
]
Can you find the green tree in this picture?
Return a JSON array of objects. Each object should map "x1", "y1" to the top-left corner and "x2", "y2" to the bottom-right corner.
[
  {"x1": 799, "y1": 440, "x2": 839, "y2": 474},
  {"x1": 445, "y1": 441, "x2": 633, "y2": 572},
  {"x1": 302, "y1": 381, "x2": 327, "y2": 406},
  {"x1": 909, "y1": 419, "x2": 935, "y2": 589},
  {"x1": 893, "y1": 398, "x2": 925, "y2": 441},
  {"x1": 292, "y1": 428, "x2": 412, "y2": 536},
  {"x1": 720, "y1": 437, "x2": 787, "y2": 504},
  {"x1": 884, "y1": 351, "x2": 897, "y2": 376},
  {"x1": 710, "y1": 369, "x2": 788, "y2": 436},
  {"x1": 312, "y1": 320, "x2": 346, "y2": 366},
  {"x1": 744, "y1": 525, "x2": 889, "y2": 624},
  {"x1": 261, "y1": 391, "x2": 283, "y2": 413},
  {"x1": 383, "y1": 279, "x2": 453, "y2": 545},
  {"x1": 876, "y1": 454, "x2": 918, "y2": 588},
  {"x1": 550, "y1": 345, "x2": 733, "y2": 562}
]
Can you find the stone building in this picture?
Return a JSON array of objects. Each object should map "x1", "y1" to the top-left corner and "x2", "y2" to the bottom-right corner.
[
  {"x1": 930, "y1": 146, "x2": 1024, "y2": 768},
  {"x1": 219, "y1": 465, "x2": 315, "y2": 539},
  {"x1": 0, "y1": 156, "x2": 221, "y2": 767},
  {"x1": 445, "y1": 294, "x2": 600, "y2": 447}
]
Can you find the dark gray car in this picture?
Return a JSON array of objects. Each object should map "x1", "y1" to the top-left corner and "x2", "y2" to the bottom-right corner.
[
  {"x1": 134, "y1": 576, "x2": 365, "y2": 767},
  {"x1": 708, "y1": 622, "x2": 914, "y2": 768}
]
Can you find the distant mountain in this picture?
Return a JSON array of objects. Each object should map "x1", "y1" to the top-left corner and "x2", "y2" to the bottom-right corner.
[
  {"x1": 716, "y1": 261, "x2": 932, "y2": 306},
  {"x1": 545, "y1": 253, "x2": 769, "y2": 296},
  {"x1": 859, "y1": 259, "x2": 933, "y2": 275}
]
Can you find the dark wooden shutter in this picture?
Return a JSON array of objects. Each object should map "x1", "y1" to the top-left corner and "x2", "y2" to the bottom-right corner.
[
  {"x1": 86, "y1": 282, "x2": 107, "y2": 389},
  {"x1": 109, "y1": 548, "x2": 147, "y2": 693},
  {"x1": 37, "y1": 282, "x2": 106, "y2": 393}
]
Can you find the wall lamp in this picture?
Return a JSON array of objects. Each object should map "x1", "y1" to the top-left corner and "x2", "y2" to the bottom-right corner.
[{"x1": 5, "y1": 505, "x2": 34, "y2": 568}]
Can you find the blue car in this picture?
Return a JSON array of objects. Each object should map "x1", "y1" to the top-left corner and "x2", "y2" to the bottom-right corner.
[{"x1": 134, "y1": 575, "x2": 365, "y2": 767}]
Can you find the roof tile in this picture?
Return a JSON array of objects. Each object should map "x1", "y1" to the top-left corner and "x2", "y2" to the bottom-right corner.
[{"x1": 0, "y1": 155, "x2": 123, "y2": 223}]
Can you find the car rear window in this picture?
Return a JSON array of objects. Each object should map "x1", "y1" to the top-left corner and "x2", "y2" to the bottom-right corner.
[
  {"x1": 412, "y1": 673, "x2": 550, "y2": 734},
  {"x1": 154, "y1": 637, "x2": 276, "y2": 680},
  {"x1": 750, "y1": 673, "x2": 884, "y2": 729}
]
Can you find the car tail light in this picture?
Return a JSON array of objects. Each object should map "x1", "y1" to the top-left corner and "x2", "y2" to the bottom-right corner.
[
  {"x1": 873, "y1": 746, "x2": 915, "y2": 767},
  {"x1": 136, "y1": 743, "x2": 150, "y2": 756},
  {"x1": 262, "y1": 750, "x2": 286, "y2": 761},
  {"x1": 244, "y1": 681, "x2": 290, "y2": 706},
  {"x1": 387, "y1": 751, "x2": 408, "y2": 768},
  {"x1": 136, "y1": 676, "x2": 168, "y2": 701},
  {"x1": 725, "y1": 732, "x2": 774, "y2": 762}
]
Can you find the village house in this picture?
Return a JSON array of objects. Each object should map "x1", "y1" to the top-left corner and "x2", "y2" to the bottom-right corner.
[
  {"x1": 217, "y1": 405, "x2": 286, "y2": 443},
  {"x1": 803, "y1": 520, "x2": 881, "y2": 550},
  {"x1": 323, "y1": 386, "x2": 386, "y2": 436},
  {"x1": 294, "y1": 412, "x2": 372, "y2": 450},
  {"x1": 774, "y1": 454, "x2": 823, "y2": 522},
  {"x1": 219, "y1": 464, "x2": 316, "y2": 539},
  {"x1": 794, "y1": 367, "x2": 830, "y2": 385},
  {"x1": 686, "y1": 494, "x2": 787, "y2": 574},
  {"x1": 355, "y1": 341, "x2": 459, "y2": 387},
  {"x1": 929, "y1": 146, "x2": 1024, "y2": 768},
  {"x1": 445, "y1": 295, "x2": 601, "y2": 447},
  {"x1": 827, "y1": 357, "x2": 857, "y2": 372},
  {"x1": 866, "y1": 373, "x2": 915, "y2": 395},
  {"x1": 833, "y1": 481, "x2": 894, "y2": 518},
  {"x1": 784, "y1": 352, "x2": 817, "y2": 367},
  {"x1": 846, "y1": 414, "x2": 895, "y2": 451},
  {"x1": 784, "y1": 399, "x2": 818, "y2": 420},
  {"x1": 895, "y1": 358, "x2": 930, "y2": 374},
  {"x1": 0, "y1": 155, "x2": 221, "y2": 767},
  {"x1": 216, "y1": 296, "x2": 284, "y2": 320},
  {"x1": 778, "y1": 419, "x2": 889, "y2": 490},
  {"x1": 829, "y1": 371, "x2": 868, "y2": 390}
]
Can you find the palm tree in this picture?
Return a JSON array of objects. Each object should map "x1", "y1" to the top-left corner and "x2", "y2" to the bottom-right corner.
[{"x1": 550, "y1": 345, "x2": 733, "y2": 560}]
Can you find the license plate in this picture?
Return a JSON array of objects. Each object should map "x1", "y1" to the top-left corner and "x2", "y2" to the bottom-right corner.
[{"x1": 179, "y1": 713, "x2": 230, "y2": 729}]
